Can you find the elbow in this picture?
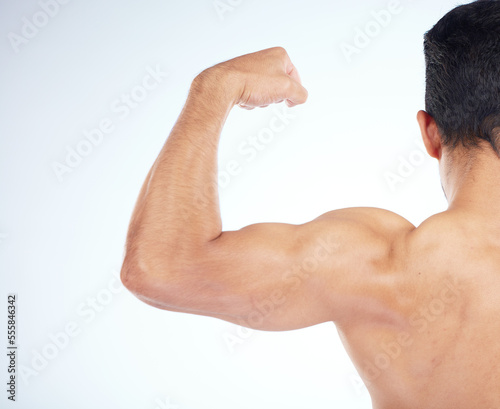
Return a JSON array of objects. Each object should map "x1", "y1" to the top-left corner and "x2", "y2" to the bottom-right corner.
[
  {"x1": 120, "y1": 254, "x2": 147, "y2": 296},
  {"x1": 120, "y1": 239, "x2": 171, "y2": 294},
  {"x1": 121, "y1": 251, "x2": 243, "y2": 318},
  {"x1": 120, "y1": 255, "x2": 171, "y2": 307},
  {"x1": 120, "y1": 249, "x2": 203, "y2": 309},
  {"x1": 120, "y1": 242, "x2": 162, "y2": 295}
]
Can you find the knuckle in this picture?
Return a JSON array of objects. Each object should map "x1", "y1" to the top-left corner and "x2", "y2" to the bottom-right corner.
[{"x1": 272, "y1": 46, "x2": 287, "y2": 56}]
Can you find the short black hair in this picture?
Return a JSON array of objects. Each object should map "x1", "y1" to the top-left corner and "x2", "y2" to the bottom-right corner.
[{"x1": 424, "y1": 0, "x2": 500, "y2": 155}]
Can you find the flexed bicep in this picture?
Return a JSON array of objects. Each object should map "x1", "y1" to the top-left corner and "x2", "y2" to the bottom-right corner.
[{"x1": 123, "y1": 208, "x2": 413, "y2": 331}]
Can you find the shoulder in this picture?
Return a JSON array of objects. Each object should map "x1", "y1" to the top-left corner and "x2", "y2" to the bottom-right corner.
[
  {"x1": 298, "y1": 208, "x2": 416, "y2": 324},
  {"x1": 311, "y1": 207, "x2": 416, "y2": 243},
  {"x1": 298, "y1": 207, "x2": 416, "y2": 277}
]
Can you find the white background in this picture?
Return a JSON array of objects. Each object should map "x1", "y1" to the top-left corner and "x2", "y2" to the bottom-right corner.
[{"x1": 1, "y1": 0, "x2": 458, "y2": 408}]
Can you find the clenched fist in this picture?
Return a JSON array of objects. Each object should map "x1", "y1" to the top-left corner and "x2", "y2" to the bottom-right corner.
[{"x1": 193, "y1": 47, "x2": 308, "y2": 110}]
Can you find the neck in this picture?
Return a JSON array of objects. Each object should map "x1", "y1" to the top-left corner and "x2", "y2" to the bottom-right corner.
[{"x1": 444, "y1": 145, "x2": 500, "y2": 216}]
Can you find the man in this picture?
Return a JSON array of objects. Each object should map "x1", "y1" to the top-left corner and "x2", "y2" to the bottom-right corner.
[{"x1": 120, "y1": 0, "x2": 500, "y2": 407}]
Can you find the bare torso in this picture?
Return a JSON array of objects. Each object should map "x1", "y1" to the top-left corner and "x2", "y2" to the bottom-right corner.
[
  {"x1": 337, "y1": 210, "x2": 500, "y2": 408},
  {"x1": 120, "y1": 47, "x2": 500, "y2": 408}
]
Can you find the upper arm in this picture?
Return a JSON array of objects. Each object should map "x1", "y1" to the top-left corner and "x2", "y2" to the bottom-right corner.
[{"x1": 122, "y1": 208, "x2": 415, "y2": 331}]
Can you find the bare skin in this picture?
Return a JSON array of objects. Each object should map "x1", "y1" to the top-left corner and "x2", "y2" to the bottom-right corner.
[{"x1": 120, "y1": 47, "x2": 500, "y2": 408}]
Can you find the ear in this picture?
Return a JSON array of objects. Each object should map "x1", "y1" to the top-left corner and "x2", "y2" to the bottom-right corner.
[{"x1": 417, "y1": 110, "x2": 442, "y2": 160}]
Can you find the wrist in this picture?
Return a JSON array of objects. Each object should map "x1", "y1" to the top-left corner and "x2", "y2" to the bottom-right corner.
[{"x1": 191, "y1": 65, "x2": 243, "y2": 108}]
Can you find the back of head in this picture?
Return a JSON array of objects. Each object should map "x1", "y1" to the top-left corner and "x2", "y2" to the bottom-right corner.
[{"x1": 424, "y1": 0, "x2": 500, "y2": 155}]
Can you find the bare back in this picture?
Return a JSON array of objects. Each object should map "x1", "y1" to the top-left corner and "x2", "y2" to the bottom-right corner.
[
  {"x1": 337, "y1": 210, "x2": 500, "y2": 408},
  {"x1": 120, "y1": 46, "x2": 500, "y2": 408}
]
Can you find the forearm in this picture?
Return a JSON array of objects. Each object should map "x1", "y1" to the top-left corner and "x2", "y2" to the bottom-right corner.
[
  {"x1": 124, "y1": 68, "x2": 238, "y2": 271},
  {"x1": 121, "y1": 47, "x2": 309, "y2": 308}
]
